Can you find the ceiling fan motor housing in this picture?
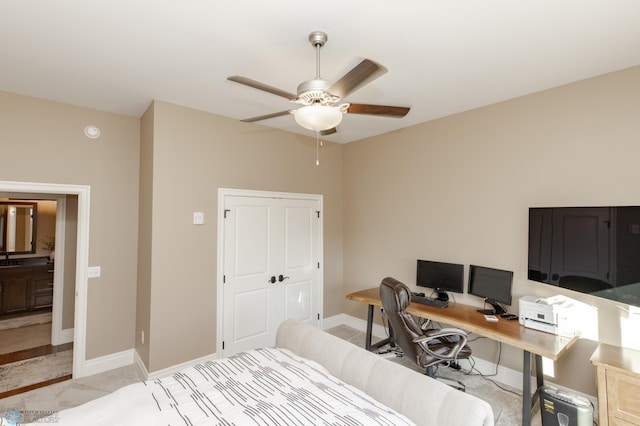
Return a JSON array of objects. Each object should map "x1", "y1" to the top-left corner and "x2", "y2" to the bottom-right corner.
[{"x1": 296, "y1": 79, "x2": 339, "y2": 105}]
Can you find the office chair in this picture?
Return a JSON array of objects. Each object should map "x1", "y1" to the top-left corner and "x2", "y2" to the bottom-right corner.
[{"x1": 379, "y1": 276, "x2": 472, "y2": 391}]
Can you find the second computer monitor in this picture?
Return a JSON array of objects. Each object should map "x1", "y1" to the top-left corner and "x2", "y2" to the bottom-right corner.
[
  {"x1": 468, "y1": 264, "x2": 514, "y2": 314},
  {"x1": 416, "y1": 259, "x2": 464, "y2": 301}
]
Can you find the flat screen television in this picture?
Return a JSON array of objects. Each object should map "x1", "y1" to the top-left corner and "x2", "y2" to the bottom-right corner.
[
  {"x1": 528, "y1": 206, "x2": 640, "y2": 307},
  {"x1": 468, "y1": 264, "x2": 514, "y2": 314},
  {"x1": 416, "y1": 259, "x2": 464, "y2": 301}
]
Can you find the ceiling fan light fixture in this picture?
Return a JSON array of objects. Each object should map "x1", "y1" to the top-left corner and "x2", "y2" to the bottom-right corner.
[{"x1": 294, "y1": 105, "x2": 343, "y2": 131}]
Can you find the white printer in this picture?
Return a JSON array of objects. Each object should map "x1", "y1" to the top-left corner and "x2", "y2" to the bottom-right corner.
[{"x1": 519, "y1": 295, "x2": 578, "y2": 337}]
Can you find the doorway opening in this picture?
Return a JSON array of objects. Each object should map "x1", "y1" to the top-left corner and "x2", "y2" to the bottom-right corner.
[
  {"x1": 0, "y1": 181, "x2": 90, "y2": 384},
  {"x1": 0, "y1": 196, "x2": 79, "y2": 396}
]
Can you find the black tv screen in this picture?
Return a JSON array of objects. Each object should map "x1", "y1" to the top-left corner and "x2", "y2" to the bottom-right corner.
[
  {"x1": 528, "y1": 206, "x2": 640, "y2": 307},
  {"x1": 416, "y1": 259, "x2": 464, "y2": 299}
]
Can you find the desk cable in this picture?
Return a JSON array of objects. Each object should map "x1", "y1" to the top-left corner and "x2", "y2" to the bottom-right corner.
[
  {"x1": 426, "y1": 321, "x2": 521, "y2": 397},
  {"x1": 462, "y1": 337, "x2": 521, "y2": 396},
  {"x1": 382, "y1": 312, "x2": 520, "y2": 396}
]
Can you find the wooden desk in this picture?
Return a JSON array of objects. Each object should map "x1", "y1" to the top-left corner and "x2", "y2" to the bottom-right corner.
[{"x1": 347, "y1": 287, "x2": 579, "y2": 426}]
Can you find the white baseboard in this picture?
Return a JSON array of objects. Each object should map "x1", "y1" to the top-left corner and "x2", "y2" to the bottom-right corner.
[
  {"x1": 81, "y1": 349, "x2": 135, "y2": 377},
  {"x1": 460, "y1": 354, "x2": 527, "y2": 392},
  {"x1": 133, "y1": 350, "x2": 149, "y2": 379},
  {"x1": 57, "y1": 328, "x2": 74, "y2": 345},
  {"x1": 140, "y1": 351, "x2": 220, "y2": 380}
]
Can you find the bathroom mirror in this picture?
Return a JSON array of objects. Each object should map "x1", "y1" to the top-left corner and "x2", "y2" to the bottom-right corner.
[{"x1": 0, "y1": 201, "x2": 37, "y2": 255}]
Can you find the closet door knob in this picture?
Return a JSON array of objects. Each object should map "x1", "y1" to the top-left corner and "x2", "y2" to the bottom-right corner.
[
  {"x1": 268, "y1": 276, "x2": 276, "y2": 284},
  {"x1": 278, "y1": 275, "x2": 290, "y2": 282}
]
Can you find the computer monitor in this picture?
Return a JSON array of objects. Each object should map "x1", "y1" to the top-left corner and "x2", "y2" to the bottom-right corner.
[
  {"x1": 416, "y1": 259, "x2": 464, "y2": 301},
  {"x1": 468, "y1": 264, "x2": 513, "y2": 314}
]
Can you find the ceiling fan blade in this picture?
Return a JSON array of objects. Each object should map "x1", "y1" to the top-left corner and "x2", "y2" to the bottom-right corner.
[
  {"x1": 327, "y1": 59, "x2": 388, "y2": 99},
  {"x1": 228, "y1": 76, "x2": 296, "y2": 100},
  {"x1": 319, "y1": 128, "x2": 337, "y2": 136},
  {"x1": 347, "y1": 103, "x2": 410, "y2": 117},
  {"x1": 240, "y1": 110, "x2": 291, "y2": 123}
]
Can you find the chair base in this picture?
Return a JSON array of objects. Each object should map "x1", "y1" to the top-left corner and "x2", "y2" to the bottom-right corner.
[
  {"x1": 434, "y1": 376, "x2": 466, "y2": 392},
  {"x1": 378, "y1": 345, "x2": 466, "y2": 391},
  {"x1": 426, "y1": 365, "x2": 466, "y2": 392},
  {"x1": 376, "y1": 345, "x2": 404, "y2": 358}
]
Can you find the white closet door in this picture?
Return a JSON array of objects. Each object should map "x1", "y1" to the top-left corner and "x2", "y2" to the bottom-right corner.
[
  {"x1": 222, "y1": 194, "x2": 320, "y2": 356},
  {"x1": 281, "y1": 200, "x2": 319, "y2": 328}
]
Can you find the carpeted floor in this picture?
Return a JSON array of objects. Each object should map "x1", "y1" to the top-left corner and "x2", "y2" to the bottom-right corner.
[
  {"x1": 0, "y1": 364, "x2": 143, "y2": 418},
  {"x1": 0, "y1": 311, "x2": 73, "y2": 399},
  {"x1": 0, "y1": 324, "x2": 542, "y2": 425}
]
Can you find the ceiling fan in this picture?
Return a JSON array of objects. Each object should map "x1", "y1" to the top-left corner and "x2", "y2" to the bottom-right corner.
[{"x1": 227, "y1": 31, "x2": 410, "y2": 136}]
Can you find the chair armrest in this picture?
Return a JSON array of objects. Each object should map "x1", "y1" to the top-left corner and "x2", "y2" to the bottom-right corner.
[
  {"x1": 413, "y1": 328, "x2": 468, "y2": 361},
  {"x1": 423, "y1": 327, "x2": 468, "y2": 340}
]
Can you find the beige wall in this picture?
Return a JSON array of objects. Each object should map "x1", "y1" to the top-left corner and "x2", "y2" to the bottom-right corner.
[
  {"x1": 0, "y1": 91, "x2": 140, "y2": 360},
  {"x1": 140, "y1": 100, "x2": 344, "y2": 372},
  {"x1": 343, "y1": 65, "x2": 640, "y2": 395},
  {"x1": 35, "y1": 200, "x2": 56, "y2": 256},
  {"x1": 4, "y1": 63, "x2": 638, "y2": 396},
  {"x1": 135, "y1": 102, "x2": 154, "y2": 368}
]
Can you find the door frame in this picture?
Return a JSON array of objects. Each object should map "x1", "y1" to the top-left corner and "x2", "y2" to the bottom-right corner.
[
  {"x1": 216, "y1": 188, "x2": 323, "y2": 357},
  {"x1": 0, "y1": 180, "x2": 90, "y2": 378},
  {"x1": 51, "y1": 196, "x2": 67, "y2": 345}
]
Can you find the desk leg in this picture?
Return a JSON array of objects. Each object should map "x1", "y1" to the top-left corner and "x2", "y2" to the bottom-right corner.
[
  {"x1": 535, "y1": 354, "x2": 544, "y2": 390},
  {"x1": 523, "y1": 351, "x2": 532, "y2": 426},
  {"x1": 522, "y1": 351, "x2": 544, "y2": 426},
  {"x1": 365, "y1": 304, "x2": 374, "y2": 351},
  {"x1": 364, "y1": 303, "x2": 392, "y2": 352}
]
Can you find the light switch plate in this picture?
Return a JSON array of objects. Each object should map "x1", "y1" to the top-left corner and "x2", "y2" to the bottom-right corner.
[
  {"x1": 88, "y1": 266, "x2": 101, "y2": 278},
  {"x1": 193, "y1": 211, "x2": 205, "y2": 225}
]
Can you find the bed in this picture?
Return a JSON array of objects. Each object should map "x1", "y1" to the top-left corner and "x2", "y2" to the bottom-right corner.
[{"x1": 15, "y1": 319, "x2": 494, "y2": 426}]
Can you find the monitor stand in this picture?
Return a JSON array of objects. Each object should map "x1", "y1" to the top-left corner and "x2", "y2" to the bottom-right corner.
[
  {"x1": 435, "y1": 290, "x2": 449, "y2": 302},
  {"x1": 476, "y1": 299, "x2": 507, "y2": 315}
]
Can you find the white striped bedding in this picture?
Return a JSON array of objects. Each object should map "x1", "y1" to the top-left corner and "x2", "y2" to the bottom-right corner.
[{"x1": 24, "y1": 347, "x2": 416, "y2": 425}]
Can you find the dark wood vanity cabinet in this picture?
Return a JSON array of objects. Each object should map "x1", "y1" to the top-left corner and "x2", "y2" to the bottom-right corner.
[
  {"x1": 0, "y1": 270, "x2": 30, "y2": 314},
  {"x1": 0, "y1": 263, "x2": 54, "y2": 316},
  {"x1": 30, "y1": 264, "x2": 55, "y2": 310}
]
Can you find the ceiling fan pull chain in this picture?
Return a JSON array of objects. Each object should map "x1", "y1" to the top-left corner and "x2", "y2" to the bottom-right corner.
[{"x1": 316, "y1": 132, "x2": 320, "y2": 166}]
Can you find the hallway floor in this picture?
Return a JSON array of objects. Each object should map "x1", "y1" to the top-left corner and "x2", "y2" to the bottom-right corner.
[
  {"x1": 0, "y1": 323, "x2": 52, "y2": 355},
  {"x1": 0, "y1": 312, "x2": 72, "y2": 399}
]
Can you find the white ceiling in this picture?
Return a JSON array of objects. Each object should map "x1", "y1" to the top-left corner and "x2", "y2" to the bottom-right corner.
[{"x1": 1, "y1": 1, "x2": 639, "y2": 144}]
